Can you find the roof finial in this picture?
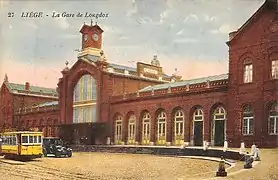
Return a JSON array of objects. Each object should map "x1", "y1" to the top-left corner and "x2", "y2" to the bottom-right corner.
[
  {"x1": 90, "y1": 19, "x2": 93, "y2": 26},
  {"x1": 95, "y1": 21, "x2": 98, "y2": 25},
  {"x1": 4, "y1": 73, "x2": 8, "y2": 82},
  {"x1": 65, "y1": 60, "x2": 69, "y2": 67},
  {"x1": 84, "y1": 22, "x2": 86, "y2": 25}
]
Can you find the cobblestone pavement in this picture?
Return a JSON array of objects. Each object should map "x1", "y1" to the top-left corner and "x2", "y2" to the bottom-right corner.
[
  {"x1": 0, "y1": 152, "x2": 219, "y2": 180},
  {"x1": 0, "y1": 149, "x2": 277, "y2": 180}
]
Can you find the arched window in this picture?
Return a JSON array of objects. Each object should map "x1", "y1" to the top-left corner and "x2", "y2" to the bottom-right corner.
[
  {"x1": 157, "y1": 111, "x2": 166, "y2": 145},
  {"x1": 73, "y1": 74, "x2": 98, "y2": 124},
  {"x1": 214, "y1": 107, "x2": 226, "y2": 120},
  {"x1": 193, "y1": 108, "x2": 203, "y2": 121},
  {"x1": 142, "y1": 112, "x2": 151, "y2": 145},
  {"x1": 243, "y1": 58, "x2": 253, "y2": 83},
  {"x1": 269, "y1": 102, "x2": 278, "y2": 135},
  {"x1": 127, "y1": 114, "x2": 136, "y2": 144},
  {"x1": 174, "y1": 110, "x2": 184, "y2": 136},
  {"x1": 115, "y1": 115, "x2": 123, "y2": 144},
  {"x1": 271, "y1": 59, "x2": 278, "y2": 79},
  {"x1": 174, "y1": 110, "x2": 184, "y2": 146},
  {"x1": 242, "y1": 105, "x2": 254, "y2": 135}
]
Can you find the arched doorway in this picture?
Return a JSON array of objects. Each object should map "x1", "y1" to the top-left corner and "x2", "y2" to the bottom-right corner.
[
  {"x1": 157, "y1": 111, "x2": 167, "y2": 145},
  {"x1": 127, "y1": 114, "x2": 136, "y2": 145},
  {"x1": 173, "y1": 110, "x2": 184, "y2": 146},
  {"x1": 142, "y1": 112, "x2": 151, "y2": 145},
  {"x1": 212, "y1": 106, "x2": 226, "y2": 146},
  {"x1": 193, "y1": 108, "x2": 203, "y2": 146}
]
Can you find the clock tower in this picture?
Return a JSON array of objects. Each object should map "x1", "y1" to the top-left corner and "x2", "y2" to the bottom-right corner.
[{"x1": 78, "y1": 21, "x2": 104, "y2": 59}]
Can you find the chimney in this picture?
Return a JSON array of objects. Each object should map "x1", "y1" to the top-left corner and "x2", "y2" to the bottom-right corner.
[
  {"x1": 229, "y1": 31, "x2": 237, "y2": 40},
  {"x1": 25, "y1": 82, "x2": 30, "y2": 91}
]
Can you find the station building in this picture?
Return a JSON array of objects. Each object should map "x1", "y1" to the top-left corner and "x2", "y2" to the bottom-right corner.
[{"x1": 0, "y1": 0, "x2": 277, "y2": 147}]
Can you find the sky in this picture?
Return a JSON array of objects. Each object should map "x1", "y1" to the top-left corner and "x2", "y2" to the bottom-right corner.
[{"x1": 0, "y1": 0, "x2": 265, "y2": 88}]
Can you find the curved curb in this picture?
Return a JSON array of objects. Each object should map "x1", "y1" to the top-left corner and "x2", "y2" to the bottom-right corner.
[
  {"x1": 201, "y1": 160, "x2": 261, "y2": 180},
  {"x1": 177, "y1": 156, "x2": 235, "y2": 170}
]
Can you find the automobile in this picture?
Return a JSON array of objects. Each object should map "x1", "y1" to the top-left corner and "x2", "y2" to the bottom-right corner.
[{"x1": 42, "y1": 137, "x2": 72, "y2": 158}]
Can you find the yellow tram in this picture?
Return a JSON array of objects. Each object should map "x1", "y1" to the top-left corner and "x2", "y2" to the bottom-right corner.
[{"x1": 0, "y1": 131, "x2": 43, "y2": 160}]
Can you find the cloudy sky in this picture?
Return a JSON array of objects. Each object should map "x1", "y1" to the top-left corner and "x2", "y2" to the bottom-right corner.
[{"x1": 0, "y1": 0, "x2": 264, "y2": 88}]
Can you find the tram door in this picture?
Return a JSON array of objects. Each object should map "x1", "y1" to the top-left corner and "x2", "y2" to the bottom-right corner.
[{"x1": 194, "y1": 121, "x2": 203, "y2": 146}]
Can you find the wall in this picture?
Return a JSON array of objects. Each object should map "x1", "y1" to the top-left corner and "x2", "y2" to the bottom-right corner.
[
  {"x1": 0, "y1": 84, "x2": 13, "y2": 129},
  {"x1": 13, "y1": 105, "x2": 60, "y2": 137},
  {"x1": 228, "y1": 4, "x2": 278, "y2": 147},
  {"x1": 110, "y1": 81, "x2": 228, "y2": 145}
]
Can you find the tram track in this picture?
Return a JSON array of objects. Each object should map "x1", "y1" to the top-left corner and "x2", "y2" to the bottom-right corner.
[{"x1": 0, "y1": 160, "x2": 98, "y2": 180}]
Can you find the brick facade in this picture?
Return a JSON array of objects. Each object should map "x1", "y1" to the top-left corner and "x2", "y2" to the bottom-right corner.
[
  {"x1": 0, "y1": 79, "x2": 59, "y2": 137},
  {"x1": 1, "y1": 0, "x2": 277, "y2": 147}
]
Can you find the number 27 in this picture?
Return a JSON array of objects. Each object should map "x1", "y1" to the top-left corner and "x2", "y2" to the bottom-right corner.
[{"x1": 8, "y1": 12, "x2": 14, "y2": 18}]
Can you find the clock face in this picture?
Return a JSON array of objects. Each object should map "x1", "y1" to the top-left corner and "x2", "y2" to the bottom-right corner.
[
  {"x1": 93, "y1": 34, "x2": 99, "y2": 41},
  {"x1": 84, "y1": 34, "x2": 88, "y2": 41}
]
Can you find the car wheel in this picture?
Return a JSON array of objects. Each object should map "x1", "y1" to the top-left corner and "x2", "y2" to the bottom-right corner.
[
  {"x1": 55, "y1": 152, "x2": 61, "y2": 158},
  {"x1": 67, "y1": 151, "x2": 72, "y2": 157}
]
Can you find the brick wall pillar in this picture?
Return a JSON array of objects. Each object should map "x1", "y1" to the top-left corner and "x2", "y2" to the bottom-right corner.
[
  {"x1": 203, "y1": 109, "x2": 210, "y2": 144},
  {"x1": 166, "y1": 111, "x2": 172, "y2": 145},
  {"x1": 150, "y1": 111, "x2": 156, "y2": 144}
]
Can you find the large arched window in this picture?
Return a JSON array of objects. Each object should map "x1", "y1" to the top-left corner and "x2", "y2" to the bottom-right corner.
[
  {"x1": 174, "y1": 110, "x2": 184, "y2": 146},
  {"x1": 269, "y1": 102, "x2": 278, "y2": 135},
  {"x1": 242, "y1": 105, "x2": 254, "y2": 135},
  {"x1": 127, "y1": 114, "x2": 136, "y2": 144},
  {"x1": 142, "y1": 112, "x2": 151, "y2": 145},
  {"x1": 115, "y1": 115, "x2": 123, "y2": 144},
  {"x1": 157, "y1": 111, "x2": 166, "y2": 145},
  {"x1": 73, "y1": 74, "x2": 97, "y2": 123}
]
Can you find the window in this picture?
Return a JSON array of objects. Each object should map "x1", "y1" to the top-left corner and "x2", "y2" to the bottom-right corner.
[
  {"x1": 271, "y1": 60, "x2": 278, "y2": 79},
  {"x1": 157, "y1": 111, "x2": 166, "y2": 137},
  {"x1": 269, "y1": 102, "x2": 278, "y2": 135},
  {"x1": 38, "y1": 135, "x2": 42, "y2": 143},
  {"x1": 242, "y1": 105, "x2": 254, "y2": 135},
  {"x1": 142, "y1": 113, "x2": 151, "y2": 141},
  {"x1": 29, "y1": 136, "x2": 34, "y2": 143},
  {"x1": 174, "y1": 110, "x2": 184, "y2": 135},
  {"x1": 244, "y1": 64, "x2": 253, "y2": 83},
  {"x1": 115, "y1": 116, "x2": 123, "y2": 143},
  {"x1": 22, "y1": 136, "x2": 28, "y2": 143},
  {"x1": 128, "y1": 115, "x2": 136, "y2": 141}
]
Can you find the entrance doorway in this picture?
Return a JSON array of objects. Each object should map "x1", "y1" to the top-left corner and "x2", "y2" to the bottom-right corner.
[
  {"x1": 212, "y1": 106, "x2": 226, "y2": 146},
  {"x1": 193, "y1": 108, "x2": 204, "y2": 146},
  {"x1": 194, "y1": 121, "x2": 203, "y2": 146}
]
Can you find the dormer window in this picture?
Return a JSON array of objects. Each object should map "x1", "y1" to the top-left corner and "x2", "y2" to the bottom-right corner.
[
  {"x1": 243, "y1": 58, "x2": 253, "y2": 83},
  {"x1": 271, "y1": 60, "x2": 278, "y2": 79}
]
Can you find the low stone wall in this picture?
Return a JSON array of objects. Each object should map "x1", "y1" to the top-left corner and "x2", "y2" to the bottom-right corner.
[{"x1": 70, "y1": 145, "x2": 245, "y2": 161}]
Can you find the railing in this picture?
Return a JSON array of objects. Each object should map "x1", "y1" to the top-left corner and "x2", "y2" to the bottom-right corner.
[
  {"x1": 110, "y1": 79, "x2": 228, "y2": 103},
  {"x1": 14, "y1": 105, "x2": 59, "y2": 115}
]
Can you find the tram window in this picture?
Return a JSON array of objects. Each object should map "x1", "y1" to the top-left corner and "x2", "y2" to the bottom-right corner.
[
  {"x1": 29, "y1": 136, "x2": 34, "y2": 143},
  {"x1": 12, "y1": 136, "x2": 17, "y2": 145},
  {"x1": 33, "y1": 136, "x2": 37, "y2": 143},
  {"x1": 22, "y1": 136, "x2": 28, "y2": 143},
  {"x1": 38, "y1": 136, "x2": 42, "y2": 143}
]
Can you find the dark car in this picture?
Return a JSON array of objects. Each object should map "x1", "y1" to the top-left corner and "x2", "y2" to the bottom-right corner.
[{"x1": 42, "y1": 137, "x2": 72, "y2": 158}]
